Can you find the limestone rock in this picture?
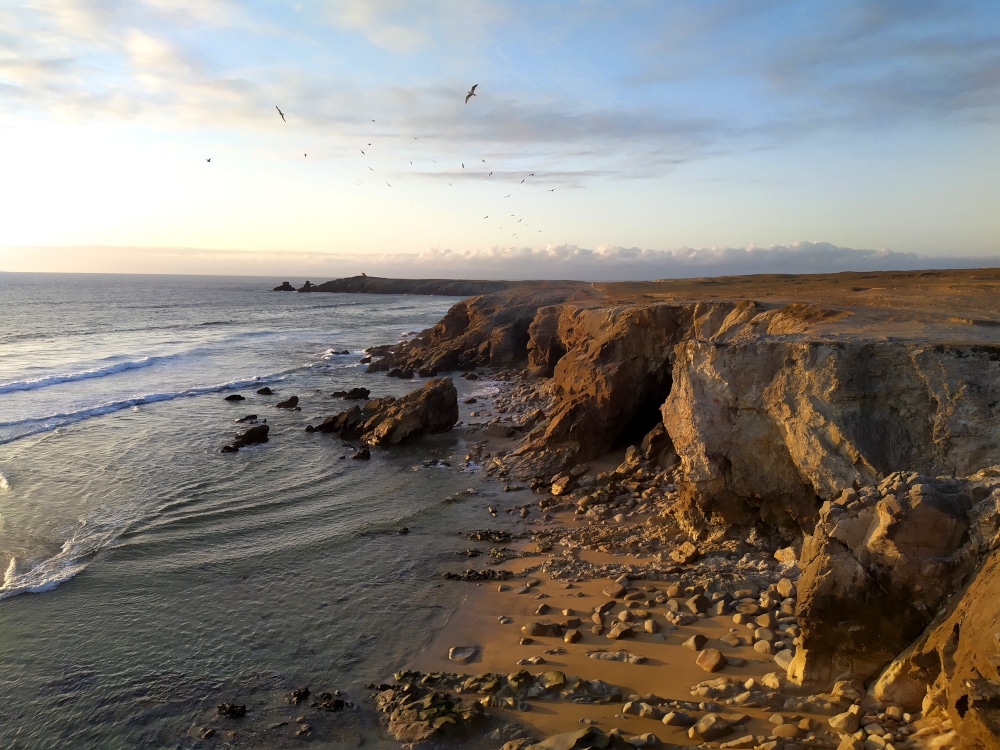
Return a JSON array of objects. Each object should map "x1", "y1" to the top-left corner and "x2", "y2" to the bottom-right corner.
[
  {"x1": 696, "y1": 648, "x2": 727, "y2": 673},
  {"x1": 791, "y1": 472, "x2": 998, "y2": 688}
]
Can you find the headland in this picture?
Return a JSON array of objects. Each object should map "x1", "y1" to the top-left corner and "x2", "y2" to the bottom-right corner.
[{"x1": 281, "y1": 268, "x2": 1000, "y2": 749}]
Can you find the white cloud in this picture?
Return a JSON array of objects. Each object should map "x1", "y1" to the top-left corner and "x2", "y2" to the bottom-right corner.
[{"x1": 4, "y1": 242, "x2": 992, "y2": 280}]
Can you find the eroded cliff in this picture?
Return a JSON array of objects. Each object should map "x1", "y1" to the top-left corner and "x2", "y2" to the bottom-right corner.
[{"x1": 359, "y1": 268, "x2": 1000, "y2": 737}]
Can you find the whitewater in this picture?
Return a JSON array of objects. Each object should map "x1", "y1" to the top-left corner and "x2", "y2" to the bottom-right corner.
[{"x1": 0, "y1": 273, "x2": 514, "y2": 749}]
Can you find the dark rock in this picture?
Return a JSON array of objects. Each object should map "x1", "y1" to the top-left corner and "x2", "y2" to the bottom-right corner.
[
  {"x1": 288, "y1": 686, "x2": 310, "y2": 704},
  {"x1": 351, "y1": 446, "x2": 370, "y2": 460},
  {"x1": 272, "y1": 281, "x2": 295, "y2": 291},
  {"x1": 235, "y1": 414, "x2": 257, "y2": 423},
  {"x1": 224, "y1": 394, "x2": 245, "y2": 401},
  {"x1": 256, "y1": 387, "x2": 274, "y2": 395},
  {"x1": 331, "y1": 387, "x2": 370, "y2": 400},
  {"x1": 217, "y1": 703, "x2": 246, "y2": 719},
  {"x1": 315, "y1": 691, "x2": 353, "y2": 712},
  {"x1": 222, "y1": 424, "x2": 270, "y2": 452},
  {"x1": 442, "y1": 569, "x2": 512, "y2": 582},
  {"x1": 232, "y1": 424, "x2": 269, "y2": 448},
  {"x1": 275, "y1": 395, "x2": 299, "y2": 409},
  {"x1": 312, "y1": 377, "x2": 458, "y2": 446},
  {"x1": 297, "y1": 280, "x2": 314, "y2": 292}
]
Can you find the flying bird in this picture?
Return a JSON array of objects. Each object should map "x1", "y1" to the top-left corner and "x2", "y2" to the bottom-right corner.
[
  {"x1": 206, "y1": 158, "x2": 211, "y2": 162},
  {"x1": 276, "y1": 106, "x2": 285, "y2": 122},
  {"x1": 504, "y1": 194, "x2": 511, "y2": 198},
  {"x1": 488, "y1": 171, "x2": 492, "y2": 177},
  {"x1": 461, "y1": 163, "x2": 465, "y2": 168},
  {"x1": 465, "y1": 84, "x2": 478, "y2": 103},
  {"x1": 361, "y1": 149, "x2": 365, "y2": 155}
]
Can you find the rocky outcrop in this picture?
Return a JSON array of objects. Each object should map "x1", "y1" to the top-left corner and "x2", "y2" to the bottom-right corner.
[
  {"x1": 308, "y1": 377, "x2": 458, "y2": 446},
  {"x1": 360, "y1": 283, "x2": 1000, "y2": 540},
  {"x1": 788, "y1": 471, "x2": 1000, "y2": 689},
  {"x1": 367, "y1": 284, "x2": 592, "y2": 376},
  {"x1": 272, "y1": 281, "x2": 295, "y2": 291}
]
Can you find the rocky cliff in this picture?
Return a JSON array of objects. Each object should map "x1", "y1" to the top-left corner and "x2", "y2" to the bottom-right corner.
[{"x1": 357, "y1": 268, "x2": 1000, "y2": 740}]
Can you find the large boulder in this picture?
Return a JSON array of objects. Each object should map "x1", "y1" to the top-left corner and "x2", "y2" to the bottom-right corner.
[
  {"x1": 869, "y1": 479, "x2": 1000, "y2": 748},
  {"x1": 789, "y1": 471, "x2": 1000, "y2": 689},
  {"x1": 311, "y1": 377, "x2": 458, "y2": 446}
]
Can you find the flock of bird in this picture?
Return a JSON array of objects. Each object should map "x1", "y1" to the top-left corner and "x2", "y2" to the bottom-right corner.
[{"x1": 205, "y1": 84, "x2": 555, "y2": 242}]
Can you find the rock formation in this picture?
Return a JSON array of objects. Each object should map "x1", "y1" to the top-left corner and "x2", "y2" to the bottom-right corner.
[
  {"x1": 366, "y1": 284, "x2": 593, "y2": 376},
  {"x1": 330, "y1": 268, "x2": 1000, "y2": 743},
  {"x1": 309, "y1": 377, "x2": 458, "y2": 446}
]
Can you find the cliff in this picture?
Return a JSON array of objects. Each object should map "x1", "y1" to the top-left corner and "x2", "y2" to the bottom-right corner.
[{"x1": 358, "y1": 267, "x2": 1000, "y2": 742}]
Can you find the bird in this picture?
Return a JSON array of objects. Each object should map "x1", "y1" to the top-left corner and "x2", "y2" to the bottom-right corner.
[
  {"x1": 304, "y1": 153, "x2": 307, "y2": 157},
  {"x1": 529, "y1": 173, "x2": 535, "y2": 176},
  {"x1": 465, "y1": 83, "x2": 478, "y2": 103},
  {"x1": 488, "y1": 171, "x2": 492, "y2": 177},
  {"x1": 206, "y1": 158, "x2": 211, "y2": 162},
  {"x1": 369, "y1": 167, "x2": 374, "y2": 172},
  {"x1": 520, "y1": 179, "x2": 525, "y2": 183},
  {"x1": 360, "y1": 149, "x2": 365, "y2": 155},
  {"x1": 461, "y1": 163, "x2": 465, "y2": 168},
  {"x1": 276, "y1": 106, "x2": 285, "y2": 122},
  {"x1": 481, "y1": 159, "x2": 486, "y2": 163},
  {"x1": 504, "y1": 194, "x2": 511, "y2": 198},
  {"x1": 548, "y1": 188, "x2": 556, "y2": 192},
  {"x1": 483, "y1": 215, "x2": 488, "y2": 219}
]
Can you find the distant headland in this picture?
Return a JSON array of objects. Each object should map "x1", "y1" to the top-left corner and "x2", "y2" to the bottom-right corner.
[{"x1": 272, "y1": 275, "x2": 528, "y2": 296}]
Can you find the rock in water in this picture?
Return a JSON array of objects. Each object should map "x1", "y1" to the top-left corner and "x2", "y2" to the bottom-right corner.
[
  {"x1": 311, "y1": 377, "x2": 459, "y2": 446},
  {"x1": 222, "y1": 424, "x2": 269, "y2": 452}
]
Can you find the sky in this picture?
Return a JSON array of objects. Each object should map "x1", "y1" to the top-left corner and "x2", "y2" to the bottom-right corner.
[{"x1": 1, "y1": 0, "x2": 998, "y2": 281}]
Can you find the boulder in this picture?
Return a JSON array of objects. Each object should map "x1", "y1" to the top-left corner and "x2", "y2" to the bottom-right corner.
[
  {"x1": 224, "y1": 394, "x2": 245, "y2": 401},
  {"x1": 222, "y1": 424, "x2": 269, "y2": 452},
  {"x1": 790, "y1": 473, "x2": 996, "y2": 688},
  {"x1": 275, "y1": 395, "x2": 299, "y2": 409},
  {"x1": 272, "y1": 281, "x2": 295, "y2": 291},
  {"x1": 688, "y1": 713, "x2": 732, "y2": 742},
  {"x1": 696, "y1": 648, "x2": 727, "y2": 673}
]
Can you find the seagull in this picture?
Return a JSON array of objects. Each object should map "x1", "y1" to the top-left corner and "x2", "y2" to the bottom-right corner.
[
  {"x1": 465, "y1": 83, "x2": 478, "y2": 103},
  {"x1": 548, "y1": 188, "x2": 556, "y2": 192},
  {"x1": 206, "y1": 158, "x2": 211, "y2": 162},
  {"x1": 461, "y1": 163, "x2": 465, "y2": 168},
  {"x1": 488, "y1": 171, "x2": 492, "y2": 177},
  {"x1": 361, "y1": 149, "x2": 365, "y2": 155},
  {"x1": 276, "y1": 106, "x2": 285, "y2": 122},
  {"x1": 504, "y1": 194, "x2": 511, "y2": 198},
  {"x1": 520, "y1": 179, "x2": 525, "y2": 183}
]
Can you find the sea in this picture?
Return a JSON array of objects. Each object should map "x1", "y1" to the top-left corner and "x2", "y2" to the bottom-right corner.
[{"x1": 0, "y1": 273, "x2": 518, "y2": 749}]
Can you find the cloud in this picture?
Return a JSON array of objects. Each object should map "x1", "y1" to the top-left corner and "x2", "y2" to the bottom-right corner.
[{"x1": 5, "y1": 242, "x2": 992, "y2": 281}]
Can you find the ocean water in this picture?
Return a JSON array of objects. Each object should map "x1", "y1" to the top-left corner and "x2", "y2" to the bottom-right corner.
[{"x1": 0, "y1": 273, "x2": 514, "y2": 749}]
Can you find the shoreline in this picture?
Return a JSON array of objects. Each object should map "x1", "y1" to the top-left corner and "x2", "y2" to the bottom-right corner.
[{"x1": 384, "y1": 373, "x2": 896, "y2": 749}]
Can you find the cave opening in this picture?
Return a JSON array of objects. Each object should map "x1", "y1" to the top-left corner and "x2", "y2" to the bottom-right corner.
[{"x1": 612, "y1": 369, "x2": 674, "y2": 452}]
